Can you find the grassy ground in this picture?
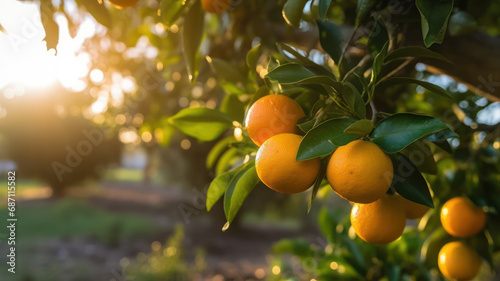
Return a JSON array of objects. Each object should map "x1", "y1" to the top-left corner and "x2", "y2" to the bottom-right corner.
[
  {"x1": 0, "y1": 197, "x2": 159, "y2": 281},
  {"x1": 1, "y1": 198, "x2": 158, "y2": 244}
]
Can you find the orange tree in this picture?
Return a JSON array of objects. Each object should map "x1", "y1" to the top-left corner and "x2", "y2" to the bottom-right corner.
[{"x1": 26, "y1": 0, "x2": 500, "y2": 279}]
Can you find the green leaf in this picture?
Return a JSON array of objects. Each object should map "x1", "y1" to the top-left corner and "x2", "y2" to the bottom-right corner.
[
  {"x1": 206, "y1": 167, "x2": 240, "y2": 211},
  {"x1": 316, "y1": 20, "x2": 344, "y2": 63},
  {"x1": 168, "y1": 107, "x2": 233, "y2": 141},
  {"x1": 342, "y1": 83, "x2": 366, "y2": 119},
  {"x1": 221, "y1": 94, "x2": 246, "y2": 122},
  {"x1": 266, "y1": 63, "x2": 315, "y2": 83},
  {"x1": 319, "y1": 0, "x2": 332, "y2": 21},
  {"x1": 182, "y1": 0, "x2": 205, "y2": 82},
  {"x1": 401, "y1": 140, "x2": 438, "y2": 175},
  {"x1": 76, "y1": 0, "x2": 112, "y2": 29},
  {"x1": 384, "y1": 46, "x2": 452, "y2": 64},
  {"x1": 356, "y1": 0, "x2": 377, "y2": 26},
  {"x1": 283, "y1": 0, "x2": 309, "y2": 28},
  {"x1": 448, "y1": 10, "x2": 477, "y2": 36},
  {"x1": 298, "y1": 119, "x2": 317, "y2": 133},
  {"x1": 215, "y1": 147, "x2": 239, "y2": 175},
  {"x1": 376, "y1": 77, "x2": 452, "y2": 99},
  {"x1": 370, "y1": 42, "x2": 388, "y2": 84},
  {"x1": 206, "y1": 136, "x2": 236, "y2": 170},
  {"x1": 223, "y1": 161, "x2": 260, "y2": 228},
  {"x1": 426, "y1": 128, "x2": 456, "y2": 154},
  {"x1": 370, "y1": 113, "x2": 448, "y2": 153},
  {"x1": 344, "y1": 119, "x2": 373, "y2": 135},
  {"x1": 160, "y1": 0, "x2": 191, "y2": 27},
  {"x1": 308, "y1": 159, "x2": 329, "y2": 212},
  {"x1": 207, "y1": 57, "x2": 245, "y2": 84},
  {"x1": 278, "y1": 43, "x2": 336, "y2": 79},
  {"x1": 416, "y1": 0, "x2": 454, "y2": 47},
  {"x1": 391, "y1": 154, "x2": 434, "y2": 208},
  {"x1": 266, "y1": 64, "x2": 342, "y2": 96},
  {"x1": 297, "y1": 118, "x2": 360, "y2": 161},
  {"x1": 40, "y1": 0, "x2": 59, "y2": 51},
  {"x1": 246, "y1": 43, "x2": 262, "y2": 74},
  {"x1": 367, "y1": 19, "x2": 389, "y2": 57}
]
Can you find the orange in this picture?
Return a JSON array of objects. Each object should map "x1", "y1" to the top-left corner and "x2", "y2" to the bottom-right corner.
[
  {"x1": 438, "y1": 241, "x2": 481, "y2": 281},
  {"x1": 351, "y1": 194, "x2": 406, "y2": 244},
  {"x1": 202, "y1": 0, "x2": 231, "y2": 13},
  {"x1": 441, "y1": 197, "x2": 486, "y2": 238},
  {"x1": 326, "y1": 140, "x2": 393, "y2": 204},
  {"x1": 245, "y1": 95, "x2": 305, "y2": 146},
  {"x1": 255, "y1": 133, "x2": 320, "y2": 194},
  {"x1": 397, "y1": 195, "x2": 430, "y2": 219},
  {"x1": 107, "y1": 0, "x2": 139, "y2": 9}
]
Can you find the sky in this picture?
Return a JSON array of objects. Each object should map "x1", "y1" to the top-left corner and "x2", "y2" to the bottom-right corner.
[{"x1": 0, "y1": 0, "x2": 96, "y2": 91}]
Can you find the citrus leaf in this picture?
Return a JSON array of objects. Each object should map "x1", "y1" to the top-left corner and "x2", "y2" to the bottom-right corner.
[
  {"x1": 316, "y1": 20, "x2": 344, "y2": 63},
  {"x1": 182, "y1": 0, "x2": 205, "y2": 82},
  {"x1": 297, "y1": 118, "x2": 360, "y2": 161},
  {"x1": 367, "y1": 19, "x2": 389, "y2": 57},
  {"x1": 371, "y1": 113, "x2": 448, "y2": 153},
  {"x1": 246, "y1": 43, "x2": 262, "y2": 74},
  {"x1": 215, "y1": 147, "x2": 239, "y2": 175},
  {"x1": 283, "y1": 0, "x2": 309, "y2": 28},
  {"x1": 401, "y1": 140, "x2": 438, "y2": 175},
  {"x1": 308, "y1": 158, "x2": 329, "y2": 213},
  {"x1": 206, "y1": 167, "x2": 240, "y2": 211},
  {"x1": 160, "y1": 0, "x2": 192, "y2": 27},
  {"x1": 266, "y1": 63, "x2": 315, "y2": 83},
  {"x1": 344, "y1": 119, "x2": 373, "y2": 135},
  {"x1": 319, "y1": 0, "x2": 332, "y2": 21},
  {"x1": 223, "y1": 160, "x2": 259, "y2": 228},
  {"x1": 206, "y1": 136, "x2": 236, "y2": 170},
  {"x1": 384, "y1": 46, "x2": 452, "y2": 64},
  {"x1": 370, "y1": 42, "x2": 388, "y2": 84},
  {"x1": 76, "y1": 0, "x2": 112, "y2": 29},
  {"x1": 356, "y1": 0, "x2": 377, "y2": 26},
  {"x1": 277, "y1": 43, "x2": 336, "y2": 79},
  {"x1": 40, "y1": 0, "x2": 59, "y2": 51},
  {"x1": 416, "y1": 0, "x2": 454, "y2": 47},
  {"x1": 376, "y1": 77, "x2": 452, "y2": 99},
  {"x1": 342, "y1": 83, "x2": 366, "y2": 119},
  {"x1": 391, "y1": 154, "x2": 434, "y2": 208},
  {"x1": 221, "y1": 94, "x2": 246, "y2": 122},
  {"x1": 426, "y1": 128, "x2": 457, "y2": 154},
  {"x1": 207, "y1": 56, "x2": 245, "y2": 84},
  {"x1": 168, "y1": 107, "x2": 233, "y2": 141}
]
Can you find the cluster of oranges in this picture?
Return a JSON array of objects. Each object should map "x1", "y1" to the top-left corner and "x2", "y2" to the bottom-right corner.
[
  {"x1": 438, "y1": 197, "x2": 487, "y2": 280},
  {"x1": 246, "y1": 94, "x2": 430, "y2": 245}
]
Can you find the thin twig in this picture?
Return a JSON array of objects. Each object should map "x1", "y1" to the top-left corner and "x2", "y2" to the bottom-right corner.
[
  {"x1": 338, "y1": 27, "x2": 359, "y2": 79},
  {"x1": 377, "y1": 58, "x2": 413, "y2": 83},
  {"x1": 370, "y1": 100, "x2": 378, "y2": 124}
]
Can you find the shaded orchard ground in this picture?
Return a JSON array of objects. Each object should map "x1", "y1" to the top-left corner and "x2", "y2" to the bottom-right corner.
[{"x1": 0, "y1": 179, "x2": 327, "y2": 281}]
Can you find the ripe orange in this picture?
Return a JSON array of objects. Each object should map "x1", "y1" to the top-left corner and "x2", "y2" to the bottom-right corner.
[
  {"x1": 202, "y1": 0, "x2": 231, "y2": 13},
  {"x1": 397, "y1": 195, "x2": 430, "y2": 219},
  {"x1": 255, "y1": 133, "x2": 320, "y2": 194},
  {"x1": 107, "y1": 0, "x2": 139, "y2": 9},
  {"x1": 351, "y1": 194, "x2": 406, "y2": 244},
  {"x1": 438, "y1": 241, "x2": 481, "y2": 281},
  {"x1": 440, "y1": 197, "x2": 486, "y2": 238},
  {"x1": 326, "y1": 140, "x2": 393, "y2": 204},
  {"x1": 245, "y1": 95, "x2": 305, "y2": 147}
]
